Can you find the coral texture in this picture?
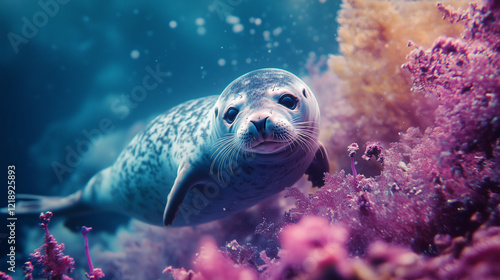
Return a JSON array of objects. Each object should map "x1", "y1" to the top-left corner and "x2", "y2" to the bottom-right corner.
[
  {"x1": 165, "y1": 237, "x2": 259, "y2": 280},
  {"x1": 23, "y1": 262, "x2": 33, "y2": 280},
  {"x1": 0, "y1": 273, "x2": 12, "y2": 280},
  {"x1": 92, "y1": 200, "x2": 285, "y2": 279},
  {"x1": 0, "y1": 212, "x2": 105, "y2": 280},
  {"x1": 403, "y1": 1, "x2": 500, "y2": 160},
  {"x1": 30, "y1": 212, "x2": 75, "y2": 280},
  {"x1": 317, "y1": 0, "x2": 469, "y2": 172}
]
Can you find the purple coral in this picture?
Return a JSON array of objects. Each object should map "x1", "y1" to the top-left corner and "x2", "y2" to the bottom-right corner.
[
  {"x1": 23, "y1": 261, "x2": 33, "y2": 280},
  {"x1": 361, "y1": 141, "x2": 384, "y2": 165},
  {"x1": 0, "y1": 272, "x2": 13, "y2": 280},
  {"x1": 82, "y1": 226, "x2": 105, "y2": 280},
  {"x1": 269, "y1": 216, "x2": 352, "y2": 280},
  {"x1": 402, "y1": 0, "x2": 500, "y2": 160},
  {"x1": 30, "y1": 211, "x2": 75, "y2": 280},
  {"x1": 165, "y1": 237, "x2": 258, "y2": 280}
]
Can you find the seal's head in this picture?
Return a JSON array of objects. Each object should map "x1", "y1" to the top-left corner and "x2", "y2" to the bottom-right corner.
[{"x1": 212, "y1": 68, "x2": 320, "y2": 162}]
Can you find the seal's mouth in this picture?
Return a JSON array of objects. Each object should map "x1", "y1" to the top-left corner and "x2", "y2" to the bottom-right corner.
[{"x1": 250, "y1": 139, "x2": 289, "y2": 153}]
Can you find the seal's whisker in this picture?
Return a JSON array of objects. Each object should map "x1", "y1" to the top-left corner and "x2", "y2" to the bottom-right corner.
[
  {"x1": 222, "y1": 141, "x2": 239, "y2": 176},
  {"x1": 293, "y1": 120, "x2": 316, "y2": 125},
  {"x1": 297, "y1": 130, "x2": 318, "y2": 143},
  {"x1": 301, "y1": 132, "x2": 319, "y2": 151},
  {"x1": 216, "y1": 141, "x2": 238, "y2": 181},
  {"x1": 283, "y1": 130, "x2": 307, "y2": 153},
  {"x1": 276, "y1": 131, "x2": 295, "y2": 152},
  {"x1": 211, "y1": 134, "x2": 233, "y2": 152},
  {"x1": 228, "y1": 141, "x2": 242, "y2": 174},
  {"x1": 210, "y1": 134, "x2": 236, "y2": 179},
  {"x1": 293, "y1": 124, "x2": 318, "y2": 133},
  {"x1": 210, "y1": 136, "x2": 233, "y2": 157},
  {"x1": 294, "y1": 130, "x2": 317, "y2": 154}
]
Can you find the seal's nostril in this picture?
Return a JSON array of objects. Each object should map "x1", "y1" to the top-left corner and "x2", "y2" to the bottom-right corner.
[{"x1": 251, "y1": 116, "x2": 269, "y2": 132}]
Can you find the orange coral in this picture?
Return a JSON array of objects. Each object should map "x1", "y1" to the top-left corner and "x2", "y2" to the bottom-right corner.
[{"x1": 318, "y1": 0, "x2": 469, "y2": 171}]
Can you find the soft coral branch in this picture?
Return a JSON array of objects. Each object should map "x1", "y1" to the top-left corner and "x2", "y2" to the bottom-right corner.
[
  {"x1": 30, "y1": 211, "x2": 75, "y2": 280},
  {"x1": 82, "y1": 226, "x2": 105, "y2": 280}
]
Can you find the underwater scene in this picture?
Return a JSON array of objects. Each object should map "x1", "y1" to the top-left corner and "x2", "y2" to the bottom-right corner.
[{"x1": 1, "y1": 0, "x2": 499, "y2": 279}]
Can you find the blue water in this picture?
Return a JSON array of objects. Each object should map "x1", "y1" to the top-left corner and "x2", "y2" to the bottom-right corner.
[{"x1": 0, "y1": 0, "x2": 340, "y2": 270}]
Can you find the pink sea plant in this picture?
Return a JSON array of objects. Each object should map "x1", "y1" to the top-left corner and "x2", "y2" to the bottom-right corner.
[
  {"x1": 164, "y1": 237, "x2": 258, "y2": 280},
  {"x1": 23, "y1": 261, "x2": 33, "y2": 280},
  {"x1": 10, "y1": 212, "x2": 104, "y2": 280},
  {"x1": 81, "y1": 226, "x2": 105, "y2": 280},
  {"x1": 0, "y1": 272, "x2": 13, "y2": 280},
  {"x1": 30, "y1": 211, "x2": 75, "y2": 280}
]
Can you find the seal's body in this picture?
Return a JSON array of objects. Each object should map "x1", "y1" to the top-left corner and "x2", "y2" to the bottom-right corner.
[{"x1": 11, "y1": 69, "x2": 329, "y2": 227}]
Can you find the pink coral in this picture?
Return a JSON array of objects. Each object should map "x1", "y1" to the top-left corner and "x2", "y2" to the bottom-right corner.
[
  {"x1": 269, "y1": 216, "x2": 352, "y2": 280},
  {"x1": 403, "y1": 0, "x2": 500, "y2": 160},
  {"x1": 30, "y1": 211, "x2": 75, "y2": 280},
  {"x1": 81, "y1": 226, "x2": 104, "y2": 280},
  {"x1": 361, "y1": 141, "x2": 384, "y2": 164},
  {"x1": 23, "y1": 261, "x2": 33, "y2": 280},
  {"x1": 166, "y1": 237, "x2": 258, "y2": 280},
  {"x1": 318, "y1": 0, "x2": 468, "y2": 173},
  {"x1": 0, "y1": 273, "x2": 12, "y2": 280}
]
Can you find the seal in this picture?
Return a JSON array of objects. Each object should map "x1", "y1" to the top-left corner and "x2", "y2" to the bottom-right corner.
[{"x1": 9, "y1": 68, "x2": 329, "y2": 227}]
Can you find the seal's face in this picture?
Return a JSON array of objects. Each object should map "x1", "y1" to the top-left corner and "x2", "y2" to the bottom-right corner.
[{"x1": 212, "y1": 68, "x2": 320, "y2": 159}]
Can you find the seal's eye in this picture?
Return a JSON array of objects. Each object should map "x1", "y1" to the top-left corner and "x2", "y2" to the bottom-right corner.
[
  {"x1": 224, "y1": 108, "x2": 239, "y2": 124},
  {"x1": 279, "y1": 94, "x2": 297, "y2": 109}
]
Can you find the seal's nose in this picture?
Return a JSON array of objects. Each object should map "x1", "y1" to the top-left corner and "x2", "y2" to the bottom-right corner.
[{"x1": 251, "y1": 116, "x2": 269, "y2": 133}]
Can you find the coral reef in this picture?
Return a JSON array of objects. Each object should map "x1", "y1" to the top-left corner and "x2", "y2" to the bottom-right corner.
[
  {"x1": 0, "y1": 212, "x2": 105, "y2": 280},
  {"x1": 403, "y1": 1, "x2": 500, "y2": 160},
  {"x1": 91, "y1": 198, "x2": 286, "y2": 279},
  {"x1": 164, "y1": 237, "x2": 259, "y2": 280},
  {"x1": 316, "y1": 0, "x2": 469, "y2": 172},
  {"x1": 168, "y1": 216, "x2": 500, "y2": 280}
]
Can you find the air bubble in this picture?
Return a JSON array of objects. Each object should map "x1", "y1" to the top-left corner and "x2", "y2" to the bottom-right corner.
[{"x1": 130, "y1": 49, "x2": 140, "y2": 59}]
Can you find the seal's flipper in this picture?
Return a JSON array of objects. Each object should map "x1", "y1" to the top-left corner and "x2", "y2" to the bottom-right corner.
[
  {"x1": 163, "y1": 163, "x2": 205, "y2": 226},
  {"x1": 0, "y1": 191, "x2": 88, "y2": 215},
  {"x1": 305, "y1": 142, "x2": 329, "y2": 187}
]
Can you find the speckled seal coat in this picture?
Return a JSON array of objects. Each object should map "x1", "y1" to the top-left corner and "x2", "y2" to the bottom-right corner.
[{"x1": 14, "y1": 68, "x2": 329, "y2": 227}]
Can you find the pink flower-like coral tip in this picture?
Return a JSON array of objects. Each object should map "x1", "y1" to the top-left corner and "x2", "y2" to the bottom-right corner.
[
  {"x1": 85, "y1": 268, "x2": 105, "y2": 280},
  {"x1": 30, "y1": 212, "x2": 75, "y2": 279},
  {"x1": 0, "y1": 272, "x2": 13, "y2": 280},
  {"x1": 347, "y1": 143, "x2": 359, "y2": 158},
  {"x1": 277, "y1": 216, "x2": 352, "y2": 279},
  {"x1": 23, "y1": 261, "x2": 34, "y2": 280},
  {"x1": 82, "y1": 226, "x2": 93, "y2": 235},
  {"x1": 39, "y1": 211, "x2": 53, "y2": 230},
  {"x1": 194, "y1": 236, "x2": 257, "y2": 280},
  {"x1": 362, "y1": 141, "x2": 384, "y2": 164}
]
